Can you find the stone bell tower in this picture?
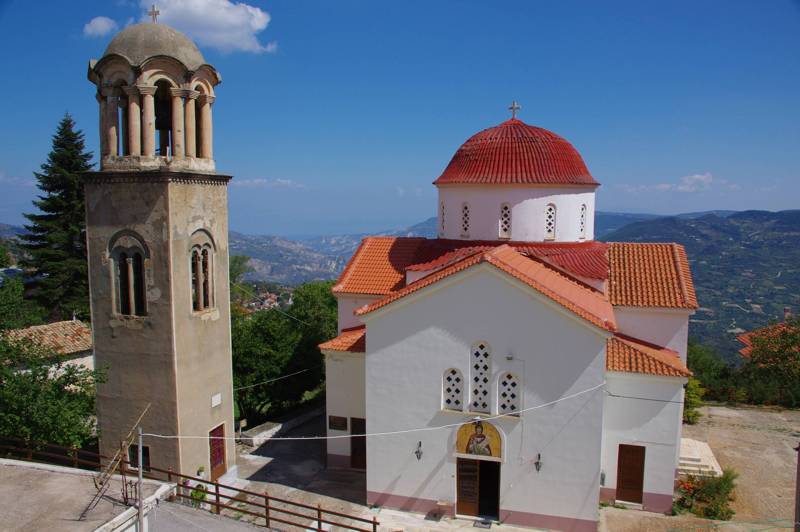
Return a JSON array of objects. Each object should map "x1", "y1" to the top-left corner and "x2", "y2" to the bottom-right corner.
[{"x1": 85, "y1": 18, "x2": 236, "y2": 481}]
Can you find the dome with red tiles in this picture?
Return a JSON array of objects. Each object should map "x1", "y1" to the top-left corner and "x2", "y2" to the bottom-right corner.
[{"x1": 434, "y1": 118, "x2": 599, "y2": 186}]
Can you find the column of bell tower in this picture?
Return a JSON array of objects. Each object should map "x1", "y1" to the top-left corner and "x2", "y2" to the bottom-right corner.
[{"x1": 85, "y1": 20, "x2": 236, "y2": 481}]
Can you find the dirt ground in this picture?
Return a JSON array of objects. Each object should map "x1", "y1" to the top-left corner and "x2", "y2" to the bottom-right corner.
[
  {"x1": 602, "y1": 404, "x2": 799, "y2": 532},
  {"x1": 230, "y1": 406, "x2": 798, "y2": 531}
]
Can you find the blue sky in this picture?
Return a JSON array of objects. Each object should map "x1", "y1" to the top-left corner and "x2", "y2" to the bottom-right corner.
[{"x1": 0, "y1": 0, "x2": 798, "y2": 236}]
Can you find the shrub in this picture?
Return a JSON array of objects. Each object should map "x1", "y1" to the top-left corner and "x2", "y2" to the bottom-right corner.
[
  {"x1": 674, "y1": 468, "x2": 737, "y2": 520},
  {"x1": 683, "y1": 377, "x2": 705, "y2": 424}
]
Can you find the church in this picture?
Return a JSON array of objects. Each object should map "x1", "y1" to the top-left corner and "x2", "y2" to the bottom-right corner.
[{"x1": 321, "y1": 110, "x2": 697, "y2": 530}]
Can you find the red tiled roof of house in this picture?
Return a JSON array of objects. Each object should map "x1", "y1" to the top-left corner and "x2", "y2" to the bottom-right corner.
[
  {"x1": 4, "y1": 320, "x2": 92, "y2": 356},
  {"x1": 607, "y1": 334, "x2": 691, "y2": 378},
  {"x1": 433, "y1": 118, "x2": 599, "y2": 187},
  {"x1": 319, "y1": 325, "x2": 366, "y2": 353},
  {"x1": 356, "y1": 245, "x2": 617, "y2": 332},
  {"x1": 736, "y1": 323, "x2": 797, "y2": 358},
  {"x1": 607, "y1": 242, "x2": 698, "y2": 309},
  {"x1": 333, "y1": 238, "x2": 609, "y2": 296}
]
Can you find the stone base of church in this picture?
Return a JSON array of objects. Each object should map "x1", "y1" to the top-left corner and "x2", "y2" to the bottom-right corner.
[
  {"x1": 326, "y1": 453, "x2": 351, "y2": 469},
  {"x1": 367, "y1": 491, "x2": 598, "y2": 531},
  {"x1": 600, "y1": 487, "x2": 673, "y2": 513}
]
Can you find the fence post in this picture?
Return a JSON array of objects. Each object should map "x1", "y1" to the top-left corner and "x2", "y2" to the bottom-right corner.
[
  {"x1": 373, "y1": 515, "x2": 378, "y2": 532},
  {"x1": 167, "y1": 467, "x2": 172, "y2": 483},
  {"x1": 25, "y1": 440, "x2": 32, "y2": 461},
  {"x1": 71, "y1": 447, "x2": 78, "y2": 468},
  {"x1": 317, "y1": 504, "x2": 323, "y2": 531},
  {"x1": 264, "y1": 491, "x2": 270, "y2": 528},
  {"x1": 215, "y1": 483, "x2": 221, "y2": 514}
]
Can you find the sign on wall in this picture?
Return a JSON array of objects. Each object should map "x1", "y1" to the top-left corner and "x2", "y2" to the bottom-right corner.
[{"x1": 456, "y1": 420, "x2": 502, "y2": 460}]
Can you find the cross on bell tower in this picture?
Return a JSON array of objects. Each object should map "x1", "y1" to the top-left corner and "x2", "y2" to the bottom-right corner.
[
  {"x1": 148, "y1": 5, "x2": 160, "y2": 23},
  {"x1": 508, "y1": 100, "x2": 521, "y2": 119}
]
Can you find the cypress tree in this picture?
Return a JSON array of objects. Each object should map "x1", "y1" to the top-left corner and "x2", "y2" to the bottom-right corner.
[{"x1": 22, "y1": 114, "x2": 93, "y2": 320}]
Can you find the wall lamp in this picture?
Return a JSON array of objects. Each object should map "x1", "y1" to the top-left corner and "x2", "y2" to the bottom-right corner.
[
  {"x1": 534, "y1": 453, "x2": 543, "y2": 472},
  {"x1": 414, "y1": 441, "x2": 423, "y2": 461}
]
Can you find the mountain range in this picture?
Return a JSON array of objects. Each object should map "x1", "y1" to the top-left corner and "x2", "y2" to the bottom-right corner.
[{"x1": 3, "y1": 209, "x2": 797, "y2": 361}]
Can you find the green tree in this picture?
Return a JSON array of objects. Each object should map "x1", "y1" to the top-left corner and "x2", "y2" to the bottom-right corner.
[
  {"x1": 739, "y1": 317, "x2": 800, "y2": 406},
  {"x1": 0, "y1": 278, "x2": 44, "y2": 330},
  {"x1": 21, "y1": 114, "x2": 92, "y2": 321},
  {"x1": 687, "y1": 342, "x2": 739, "y2": 402},
  {"x1": 229, "y1": 255, "x2": 254, "y2": 304},
  {"x1": 0, "y1": 241, "x2": 10, "y2": 268},
  {"x1": 683, "y1": 377, "x2": 705, "y2": 424}
]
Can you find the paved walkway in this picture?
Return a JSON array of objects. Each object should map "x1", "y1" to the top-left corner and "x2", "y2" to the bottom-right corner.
[{"x1": 149, "y1": 501, "x2": 264, "y2": 531}]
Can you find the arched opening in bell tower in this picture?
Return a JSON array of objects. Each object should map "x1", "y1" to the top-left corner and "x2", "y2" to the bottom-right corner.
[{"x1": 154, "y1": 80, "x2": 173, "y2": 156}]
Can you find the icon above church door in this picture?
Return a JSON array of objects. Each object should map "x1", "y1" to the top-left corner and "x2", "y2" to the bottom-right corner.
[{"x1": 456, "y1": 421, "x2": 502, "y2": 460}]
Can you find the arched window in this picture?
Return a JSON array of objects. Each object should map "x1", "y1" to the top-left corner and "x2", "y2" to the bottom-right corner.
[
  {"x1": 442, "y1": 368, "x2": 463, "y2": 411},
  {"x1": 190, "y1": 231, "x2": 216, "y2": 312},
  {"x1": 498, "y1": 372, "x2": 521, "y2": 416},
  {"x1": 545, "y1": 204, "x2": 556, "y2": 240},
  {"x1": 439, "y1": 202, "x2": 446, "y2": 236},
  {"x1": 461, "y1": 203, "x2": 470, "y2": 237},
  {"x1": 112, "y1": 248, "x2": 146, "y2": 317},
  {"x1": 579, "y1": 204, "x2": 587, "y2": 239},
  {"x1": 499, "y1": 203, "x2": 512, "y2": 239},
  {"x1": 154, "y1": 80, "x2": 174, "y2": 156},
  {"x1": 470, "y1": 342, "x2": 491, "y2": 413}
]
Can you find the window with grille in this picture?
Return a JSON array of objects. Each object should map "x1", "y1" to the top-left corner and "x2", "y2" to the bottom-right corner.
[
  {"x1": 499, "y1": 203, "x2": 511, "y2": 239},
  {"x1": 442, "y1": 368, "x2": 464, "y2": 411},
  {"x1": 191, "y1": 231, "x2": 216, "y2": 312},
  {"x1": 113, "y1": 248, "x2": 146, "y2": 316},
  {"x1": 498, "y1": 372, "x2": 521, "y2": 415},
  {"x1": 545, "y1": 204, "x2": 556, "y2": 240},
  {"x1": 579, "y1": 204, "x2": 587, "y2": 239},
  {"x1": 461, "y1": 203, "x2": 470, "y2": 237},
  {"x1": 470, "y1": 342, "x2": 491, "y2": 413}
]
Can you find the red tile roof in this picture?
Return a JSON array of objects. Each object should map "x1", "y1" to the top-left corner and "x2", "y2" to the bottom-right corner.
[
  {"x1": 319, "y1": 325, "x2": 366, "y2": 353},
  {"x1": 736, "y1": 323, "x2": 796, "y2": 358},
  {"x1": 4, "y1": 320, "x2": 92, "y2": 356},
  {"x1": 333, "y1": 238, "x2": 609, "y2": 296},
  {"x1": 434, "y1": 118, "x2": 599, "y2": 187},
  {"x1": 607, "y1": 243, "x2": 698, "y2": 309},
  {"x1": 607, "y1": 334, "x2": 691, "y2": 377},
  {"x1": 357, "y1": 245, "x2": 617, "y2": 332}
]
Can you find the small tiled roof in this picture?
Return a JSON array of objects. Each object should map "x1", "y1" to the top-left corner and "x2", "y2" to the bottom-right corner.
[
  {"x1": 736, "y1": 323, "x2": 796, "y2": 358},
  {"x1": 319, "y1": 325, "x2": 366, "y2": 353},
  {"x1": 357, "y1": 245, "x2": 617, "y2": 332},
  {"x1": 607, "y1": 242, "x2": 697, "y2": 309},
  {"x1": 434, "y1": 118, "x2": 599, "y2": 187},
  {"x1": 607, "y1": 334, "x2": 691, "y2": 378},
  {"x1": 333, "y1": 237, "x2": 428, "y2": 295},
  {"x1": 4, "y1": 320, "x2": 92, "y2": 356}
]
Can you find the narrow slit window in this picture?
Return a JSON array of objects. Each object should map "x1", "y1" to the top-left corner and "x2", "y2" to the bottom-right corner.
[
  {"x1": 461, "y1": 203, "x2": 470, "y2": 237},
  {"x1": 579, "y1": 204, "x2": 587, "y2": 239},
  {"x1": 470, "y1": 342, "x2": 491, "y2": 413},
  {"x1": 498, "y1": 372, "x2": 521, "y2": 416},
  {"x1": 545, "y1": 204, "x2": 556, "y2": 240},
  {"x1": 499, "y1": 203, "x2": 511, "y2": 239},
  {"x1": 443, "y1": 368, "x2": 464, "y2": 411}
]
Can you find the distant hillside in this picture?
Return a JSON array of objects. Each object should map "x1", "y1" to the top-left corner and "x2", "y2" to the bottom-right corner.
[{"x1": 603, "y1": 210, "x2": 800, "y2": 362}]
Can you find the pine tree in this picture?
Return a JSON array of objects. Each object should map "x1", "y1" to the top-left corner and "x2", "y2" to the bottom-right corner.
[{"x1": 22, "y1": 114, "x2": 93, "y2": 320}]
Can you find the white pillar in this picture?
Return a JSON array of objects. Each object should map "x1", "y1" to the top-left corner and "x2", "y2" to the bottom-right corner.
[
  {"x1": 124, "y1": 86, "x2": 141, "y2": 157},
  {"x1": 97, "y1": 93, "x2": 108, "y2": 158},
  {"x1": 169, "y1": 88, "x2": 186, "y2": 158},
  {"x1": 137, "y1": 85, "x2": 156, "y2": 157},
  {"x1": 198, "y1": 94, "x2": 215, "y2": 160},
  {"x1": 185, "y1": 90, "x2": 199, "y2": 158},
  {"x1": 103, "y1": 89, "x2": 118, "y2": 157}
]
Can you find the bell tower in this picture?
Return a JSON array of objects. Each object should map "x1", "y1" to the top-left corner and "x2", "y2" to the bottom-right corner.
[{"x1": 85, "y1": 19, "x2": 236, "y2": 480}]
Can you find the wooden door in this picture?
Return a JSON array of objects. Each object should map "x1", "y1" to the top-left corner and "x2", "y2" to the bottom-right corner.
[
  {"x1": 209, "y1": 424, "x2": 226, "y2": 482},
  {"x1": 350, "y1": 418, "x2": 366, "y2": 470},
  {"x1": 616, "y1": 444, "x2": 645, "y2": 504},
  {"x1": 456, "y1": 458, "x2": 480, "y2": 516}
]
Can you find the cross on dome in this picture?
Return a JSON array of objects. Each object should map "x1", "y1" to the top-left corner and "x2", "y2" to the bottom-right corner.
[
  {"x1": 508, "y1": 100, "x2": 521, "y2": 119},
  {"x1": 148, "y1": 5, "x2": 160, "y2": 23}
]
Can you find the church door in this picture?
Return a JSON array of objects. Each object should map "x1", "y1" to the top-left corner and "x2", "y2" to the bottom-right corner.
[
  {"x1": 350, "y1": 418, "x2": 366, "y2": 469},
  {"x1": 616, "y1": 444, "x2": 645, "y2": 504},
  {"x1": 456, "y1": 458, "x2": 479, "y2": 516},
  {"x1": 209, "y1": 424, "x2": 226, "y2": 482}
]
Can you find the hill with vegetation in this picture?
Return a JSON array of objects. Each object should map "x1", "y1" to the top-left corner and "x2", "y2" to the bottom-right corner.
[{"x1": 603, "y1": 210, "x2": 800, "y2": 362}]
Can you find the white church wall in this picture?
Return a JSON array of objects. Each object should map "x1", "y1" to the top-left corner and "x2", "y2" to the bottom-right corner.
[
  {"x1": 614, "y1": 307, "x2": 692, "y2": 362},
  {"x1": 362, "y1": 264, "x2": 609, "y2": 530},
  {"x1": 336, "y1": 294, "x2": 379, "y2": 332},
  {"x1": 324, "y1": 350, "x2": 366, "y2": 467},
  {"x1": 601, "y1": 372, "x2": 685, "y2": 513},
  {"x1": 437, "y1": 185, "x2": 596, "y2": 242}
]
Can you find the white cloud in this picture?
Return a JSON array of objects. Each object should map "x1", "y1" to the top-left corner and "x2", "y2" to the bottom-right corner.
[
  {"x1": 231, "y1": 178, "x2": 306, "y2": 189},
  {"x1": 140, "y1": 0, "x2": 277, "y2": 54},
  {"x1": 0, "y1": 171, "x2": 34, "y2": 187},
  {"x1": 83, "y1": 16, "x2": 119, "y2": 37},
  {"x1": 617, "y1": 173, "x2": 740, "y2": 194}
]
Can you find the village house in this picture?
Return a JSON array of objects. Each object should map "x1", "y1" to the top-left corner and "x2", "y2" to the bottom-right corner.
[
  {"x1": 321, "y1": 111, "x2": 697, "y2": 531},
  {"x1": 4, "y1": 319, "x2": 94, "y2": 371}
]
